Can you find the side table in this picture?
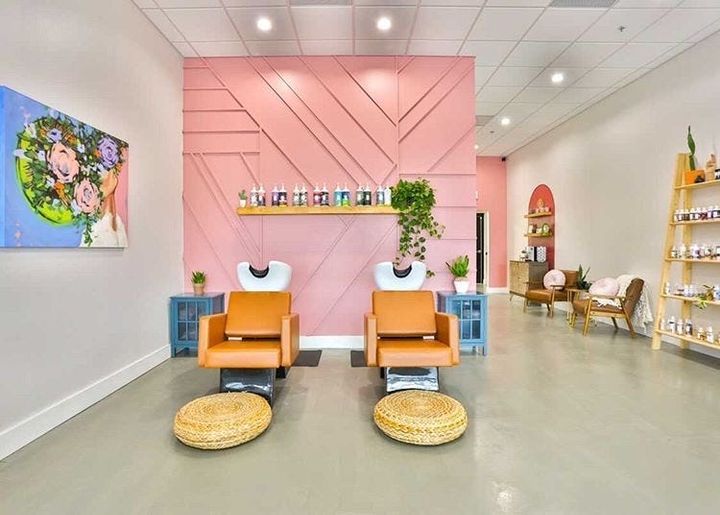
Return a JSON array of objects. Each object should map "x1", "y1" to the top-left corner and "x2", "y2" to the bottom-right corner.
[
  {"x1": 169, "y1": 292, "x2": 225, "y2": 356},
  {"x1": 437, "y1": 291, "x2": 489, "y2": 355}
]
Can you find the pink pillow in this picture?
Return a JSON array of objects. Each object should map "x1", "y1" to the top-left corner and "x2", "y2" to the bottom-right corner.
[
  {"x1": 543, "y1": 269, "x2": 566, "y2": 289},
  {"x1": 589, "y1": 277, "x2": 619, "y2": 296}
]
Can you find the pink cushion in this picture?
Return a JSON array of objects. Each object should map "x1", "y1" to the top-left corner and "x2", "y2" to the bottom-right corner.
[
  {"x1": 543, "y1": 270, "x2": 566, "y2": 289},
  {"x1": 589, "y1": 277, "x2": 619, "y2": 296}
]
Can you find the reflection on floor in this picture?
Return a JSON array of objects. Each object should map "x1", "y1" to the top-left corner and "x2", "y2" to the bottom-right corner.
[{"x1": 2, "y1": 295, "x2": 720, "y2": 514}]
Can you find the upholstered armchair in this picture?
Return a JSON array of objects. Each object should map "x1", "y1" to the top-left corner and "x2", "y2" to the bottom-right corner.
[
  {"x1": 571, "y1": 278, "x2": 644, "y2": 337},
  {"x1": 198, "y1": 291, "x2": 299, "y2": 402},
  {"x1": 524, "y1": 269, "x2": 579, "y2": 318},
  {"x1": 365, "y1": 291, "x2": 459, "y2": 391}
]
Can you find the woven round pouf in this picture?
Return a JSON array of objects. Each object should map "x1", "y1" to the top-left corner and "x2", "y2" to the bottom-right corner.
[
  {"x1": 373, "y1": 390, "x2": 467, "y2": 446},
  {"x1": 174, "y1": 392, "x2": 271, "y2": 450}
]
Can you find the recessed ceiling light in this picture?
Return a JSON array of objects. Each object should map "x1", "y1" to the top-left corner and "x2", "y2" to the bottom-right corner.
[
  {"x1": 551, "y1": 72, "x2": 564, "y2": 84},
  {"x1": 377, "y1": 17, "x2": 392, "y2": 31},
  {"x1": 257, "y1": 17, "x2": 272, "y2": 32},
  {"x1": 474, "y1": 144, "x2": 479, "y2": 150},
  {"x1": 500, "y1": 117, "x2": 511, "y2": 126}
]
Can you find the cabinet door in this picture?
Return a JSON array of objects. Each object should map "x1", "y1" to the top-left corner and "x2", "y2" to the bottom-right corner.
[{"x1": 470, "y1": 299, "x2": 484, "y2": 340}]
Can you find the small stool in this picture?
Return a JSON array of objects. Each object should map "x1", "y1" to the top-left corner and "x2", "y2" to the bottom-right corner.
[
  {"x1": 174, "y1": 392, "x2": 271, "y2": 449},
  {"x1": 373, "y1": 390, "x2": 467, "y2": 446}
]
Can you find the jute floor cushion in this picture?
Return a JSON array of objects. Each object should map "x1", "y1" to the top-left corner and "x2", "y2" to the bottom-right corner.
[
  {"x1": 373, "y1": 390, "x2": 468, "y2": 446},
  {"x1": 174, "y1": 392, "x2": 272, "y2": 450}
]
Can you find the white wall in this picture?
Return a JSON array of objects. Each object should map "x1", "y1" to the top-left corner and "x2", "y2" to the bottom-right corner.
[
  {"x1": 0, "y1": 1, "x2": 183, "y2": 458},
  {"x1": 507, "y1": 30, "x2": 720, "y2": 356}
]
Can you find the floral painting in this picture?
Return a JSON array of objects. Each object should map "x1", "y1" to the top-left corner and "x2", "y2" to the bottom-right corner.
[{"x1": 0, "y1": 86, "x2": 129, "y2": 247}]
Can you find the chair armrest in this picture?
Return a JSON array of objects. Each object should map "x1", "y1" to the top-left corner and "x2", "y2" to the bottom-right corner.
[
  {"x1": 198, "y1": 314, "x2": 227, "y2": 367},
  {"x1": 364, "y1": 313, "x2": 378, "y2": 367},
  {"x1": 435, "y1": 313, "x2": 459, "y2": 365},
  {"x1": 281, "y1": 313, "x2": 300, "y2": 367},
  {"x1": 588, "y1": 293, "x2": 626, "y2": 301}
]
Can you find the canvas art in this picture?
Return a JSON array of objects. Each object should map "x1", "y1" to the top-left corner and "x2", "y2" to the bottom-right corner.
[{"x1": 0, "y1": 86, "x2": 128, "y2": 247}]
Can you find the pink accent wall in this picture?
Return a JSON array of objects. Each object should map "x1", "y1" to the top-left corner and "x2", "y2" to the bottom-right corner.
[
  {"x1": 183, "y1": 56, "x2": 476, "y2": 335},
  {"x1": 476, "y1": 156, "x2": 507, "y2": 288}
]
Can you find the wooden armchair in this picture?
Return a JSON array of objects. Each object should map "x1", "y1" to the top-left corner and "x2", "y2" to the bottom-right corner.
[
  {"x1": 571, "y1": 278, "x2": 644, "y2": 337},
  {"x1": 524, "y1": 269, "x2": 578, "y2": 318}
]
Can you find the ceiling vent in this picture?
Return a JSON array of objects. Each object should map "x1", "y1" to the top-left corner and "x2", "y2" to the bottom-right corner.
[
  {"x1": 548, "y1": 0, "x2": 617, "y2": 7},
  {"x1": 289, "y1": 0, "x2": 352, "y2": 5},
  {"x1": 475, "y1": 115, "x2": 493, "y2": 127}
]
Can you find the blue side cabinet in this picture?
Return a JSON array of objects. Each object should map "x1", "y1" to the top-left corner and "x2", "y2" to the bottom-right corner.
[
  {"x1": 169, "y1": 293, "x2": 225, "y2": 357},
  {"x1": 437, "y1": 291, "x2": 488, "y2": 355}
]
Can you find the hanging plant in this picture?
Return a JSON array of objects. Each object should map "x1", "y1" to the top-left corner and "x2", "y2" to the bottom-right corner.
[{"x1": 390, "y1": 178, "x2": 444, "y2": 276}]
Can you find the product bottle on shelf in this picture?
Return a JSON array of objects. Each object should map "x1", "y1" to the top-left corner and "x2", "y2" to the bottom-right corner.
[
  {"x1": 355, "y1": 185, "x2": 364, "y2": 206},
  {"x1": 342, "y1": 183, "x2": 350, "y2": 206},
  {"x1": 271, "y1": 185, "x2": 279, "y2": 207},
  {"x1": 384, "y1": 184, "x2": 392, "y2": 206},
  {"x1": 363, "y1": 184, "x2": 372, "y2": 206},
  {"x1": 333, "y1": 184, "x2": 342, "y2": 206},
  {"x1": 292, "y1": 185, "x2": 300, "y2": 206},
  {"x1": 258, "y1": 184, "x2": 266, "y2": 206},
  {"x1": 300, "y1": 184, "x2": 308, "y2": 207},
  {"x1": 321, "y1": 183, "x2": 330, "y2": 206},
  {"x1": 250, "y1": 186, "x2": 258, "y2": 207},
  {"x1": 313, "y1": 184, "x2": 321, "y2": 206},
  {"x1": 376, "y1": 185, "x2": 385, "y2": 206},
  {"x1": 279, "y1": 184, "x2": 288, "y2": 206}
]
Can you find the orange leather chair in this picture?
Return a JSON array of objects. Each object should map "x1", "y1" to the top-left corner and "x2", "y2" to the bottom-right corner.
[
  {"x1": 365, "y1": 291, "x2": 459, "y2": 389},
  {"x1": 199, "y1": 291, "x2": 300, "y2": 401}
]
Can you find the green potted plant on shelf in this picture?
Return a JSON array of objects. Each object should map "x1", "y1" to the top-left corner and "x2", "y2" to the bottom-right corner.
[
  {"x1": 685, "y1": 126, "x2": 705, "y2": 185},
  {"x1": 391, "y1": 178, "x2": 444, "y2": 276},
  {"x1": 446, "y1": 255, "x2": 470, "y2": 294},
  {"x1": 577, "y1": 264, "x2": 591, "y2": 290},
  {"x1": 191, "y1": 270, "x2": 207, "y2": 296},
  {"x1": 238, "y1": 190, "x2": 248, "y2": 208}
]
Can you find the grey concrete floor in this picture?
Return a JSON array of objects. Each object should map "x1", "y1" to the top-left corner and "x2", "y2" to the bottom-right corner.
[{"x1": 2, "y1": 296, "x2": 720, "y2": 514}]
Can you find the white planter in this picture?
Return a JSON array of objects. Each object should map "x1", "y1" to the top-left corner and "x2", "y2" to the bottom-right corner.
[
  {"x1": 453, "y1": 278, "x2": 470, "y2": 294},
  {"x1": 239, "y1": 199, "x2": 247, "y2": 208}
]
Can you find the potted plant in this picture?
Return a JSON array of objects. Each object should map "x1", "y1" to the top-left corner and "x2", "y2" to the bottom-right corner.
[
  {"x1": 684, "y1": 126, "x2": 705, "y2": 185},
  {"x1": 446, "y1": 255, "x2": 470, "y2": 294},
  {"x1": 576, "y1": 264, "x2": 591, "y2": 290},
  {"x1": 238, "y1": 190, "x2": 248, "y2": 208},
  {"x1": 391, "y1": 178, "x2": 444, "y2": 276},
  {"x1": 191, "y1": 271, "x2": 207, "y2": 296}
]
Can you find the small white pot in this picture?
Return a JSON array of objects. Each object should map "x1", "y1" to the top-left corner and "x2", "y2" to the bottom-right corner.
[
  {"x1": 239, "y1": 199, "x2": 247, "y2": 208},
  {"x1": 453, "y1": 278, "x2": 470, "y2": 294}
]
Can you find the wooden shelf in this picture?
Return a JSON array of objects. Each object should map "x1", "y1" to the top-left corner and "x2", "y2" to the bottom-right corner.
[
  {"x1": 236, "y1": 205, "x2": 398, "y2": 216},
  {"x1": 656, "y1": 329, "x2": 720, "y2": 350},
  {"x1": 524, "y1": 212, "x2": 553, "y2": 219},
  {"x1": 671, "y1": 218, "x2": 720, "y2": 226},
  {"x1": 524, "y1": 233, "x2": 553, "y2": 238},
  {"x1": 661, "y1": 294, "x2": 720, "y2": 306},
  {"x1": 666, "y1": 258, "x2": 720, "y2": 264},
  {"x1": 674, "y1": 179, "x2": 720, "y2": 191}
]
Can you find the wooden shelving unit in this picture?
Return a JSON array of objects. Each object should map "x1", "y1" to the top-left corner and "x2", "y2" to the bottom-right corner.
[
  {"x1": 523, "y1": 232, "x2": 553, "y2": 238},
  {"x1": 653, "y1": 153, "x2": 720, "y2": 350},
  {"x1": 524, "y1": 211, "x2": 553, "y2": 219},
  {"x1": 236, "y1": 205, "x2": 398, "y2": 216}
]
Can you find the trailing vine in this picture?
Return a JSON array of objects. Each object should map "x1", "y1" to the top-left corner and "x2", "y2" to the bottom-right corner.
[{"x1": 390, "y1": 178, "x2": 444, "y2": 276}]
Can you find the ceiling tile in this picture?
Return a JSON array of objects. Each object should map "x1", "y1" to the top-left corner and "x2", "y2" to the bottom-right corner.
[
  {"x1": 551, "y1": 87, "x2": 604, "y2": 104},
  {"x1": 467, "y1": 8, "x2": 543, "y2": 41},
  {"x1": 192, "y1": 41, "x2": 249, "y2": 56},
  {"x1": 504, "y1": 41, "x2": 568, "y2": 67},
  {"x1": 613, "y1": 68, "x2": 650, "y2": 88},
  {"x1": 354, "y1": 0, "x2": 415, "y2": 4},
  {"x1": 301, "y1": 40, "x2": 353, "y2": 55},
  {"x1": 498, "y1": 102, "x2": 542, "y2": 122},
  {"x1": 579, "y1": 9, "x2": 667, "y2": 42},
  {"x1": 133, "y1": 0, "x2": 158, "y2": 7},
  {"x1": 635, "y1": 9, "x2": 720, "y2": 42},
  {"x1": 143, "y1": 9, "x2": 184, "y2": 41},
  {"x1": 532, "y1": 102, "x2": 579, "y2": 121},
  {"x1": 681, "y1": 0, "x2": 720, "y2": 6},
  {"x1": 572, "y1": 67, "x2": 634, "y2": 88},
  {"x1": 552, "y1": 42, "x2": 622, "y2": 67},
  {"x1": 601, "y1": 42, "x2": 676, "y2": 67},
  {"x1": 644, "y1": 42, "x2": 693, "y2": 68},
  {"x1": 407, "y1": 40, "x2": 463, "y2": 55},
  {"x1": 474, "y1": 66, "x2": 497, "y2": 90},
  {"x1": 460, "y1": 41, "x2": 516, "y2": 65},
  {"x1": 528, "y1": 67, "x2": 588, "y2": 87},
  {"x1": 355, "y1": 6, "x2": 416, "y2": 39},
  {"x1": 165, "y1": 8, "x2": 239, "y2": 41},
  {"x1": 224, "y1": 0, "x2": 286, "y2": 5},
  {"x1": 291, "y1": 7, "x2": 352, "y2": 40},
  {"x1": 475, "y1": 101, "x2": 507, "y2": 115},
  {"x1": 421, "y1": 0, "x2": 484, "y2": 5},
  {"x1": 486, "y1": 66, "x2": 543, "y2": 87},
  {"x1": 614, "y1": 0, "x2": 681, "y2": 6},
  {"x1": 156, "y1": 0, "x2": 221, "y2": 6},
  {"x1": 685, "y1": 17, "x2": 720, "y2": 41},
  {"x1": 355, "y1": 39, "x2": 407, "y2": 54},
  {"x1": 514, "y1": 87, "x2": 560, "y2": 103},
  {"x1": 485, "y1": 0, "x2": 551, "y2": 6},
  {"x1": 227, "y1": 7, "x2": 295, "y2": 40},
  {"x1": 172, "y1": 41, "x2": 198, "y2": 57},
  {"x1": 476, "y1": 85, "x2": 522, "y2": 103},
  {"x1": 245, "y1": 40, "x2": 300, "y2": 55},
  {"x1": 524, "y1": 8, "x2": 605, "y2": 42},
  {"x1": 412, "y1": 7, "x2": 480, "y2": 39}
]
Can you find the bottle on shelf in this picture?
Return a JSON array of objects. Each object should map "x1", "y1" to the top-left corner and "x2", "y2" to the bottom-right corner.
[
  {"x1": 278, "y1": 184, "x2": 288, "y2": 207},
  {"x1": 355, "y1": 185, "x2": 364, "y2": 206},
  {"x1": 250, "y1": 186, "x2": 258, "y2": 207},
  {"x1": 342, "y1": 183, "x2": 350, "y2": 206},
  {"x1": 257, "y1": 184, "x2": 266, "y2": 206},
  {"x1": 376, "y1": 185, "x2": 385, "y2": 206},
  {"x1": 313, "y1": 184, "x2": 321, "y2": 206},
  {"x1": 667, "y1": 316, "x2": 676, "y2": 333},
  {"x1": 300, "y1": 184, "x2": 308, "y2": 207},
  {"x1": 363, "y1": 184, "x2": 372, "y2": 206},
  {"x1": 271, "y1": 185, "x2": 279, "y2": 207},
  {"x1": 293, "y1": 184, "x2": 300, "y2": 207},
  {"x1": 334, "y1": 184, "x2": 342, "y2": 206},
  {"x1": 321, "y1": 183, "x2": 330, "y2": 206},
  {"x1": 384, "y1": 184, "x2": 392, "y2": 206}
]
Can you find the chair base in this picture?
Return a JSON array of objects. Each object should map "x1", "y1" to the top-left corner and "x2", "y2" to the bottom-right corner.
[
  {"x1": 385, "y1": 367, "x2": 439, "y2": 394},
  {"x1": 220, "y1": 368, "x2": 276, "y2": 405}
]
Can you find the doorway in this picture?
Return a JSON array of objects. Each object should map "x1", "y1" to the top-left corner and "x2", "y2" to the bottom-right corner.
[{"x1": 476, "y1": 212, "x2": 489, "y2": 290}]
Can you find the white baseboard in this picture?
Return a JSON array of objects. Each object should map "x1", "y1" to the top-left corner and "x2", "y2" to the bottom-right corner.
[
  {"x1": 486, "y1": 287, "x2": 509, "y2": 294},
  {"x1": 300, "y1": 335, "x2": 363, "y2": 350},
  {"x1": 0, "y1": 346, "x2": 170, "y2": 460}
]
